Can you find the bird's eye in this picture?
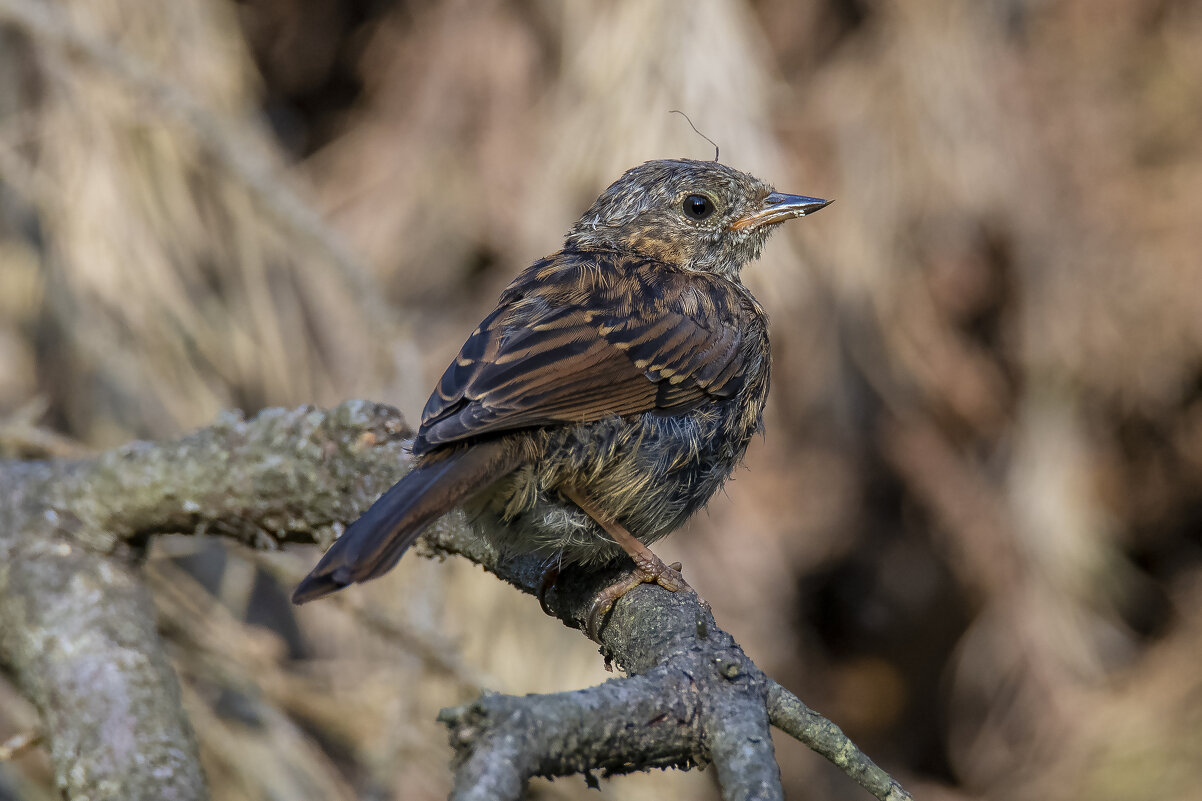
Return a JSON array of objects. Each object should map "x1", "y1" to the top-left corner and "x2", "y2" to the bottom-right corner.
[{"x1": 682, "y1": 194, "x2": 715, "y2": 221}]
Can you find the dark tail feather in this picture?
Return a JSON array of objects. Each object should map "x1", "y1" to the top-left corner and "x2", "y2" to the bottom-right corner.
[{"x1": 292, "y1": 440, "x2": 520, "y2": 604}]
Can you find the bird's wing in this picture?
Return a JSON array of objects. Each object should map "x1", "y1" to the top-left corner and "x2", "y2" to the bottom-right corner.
[{"x1": 412, "y1": 255, "x2": 755, "y2": 454}]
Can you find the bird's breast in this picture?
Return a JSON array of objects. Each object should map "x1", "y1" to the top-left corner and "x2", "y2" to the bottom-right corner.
[{"x1": 474, "y1": 388, "x2": 767, "y2": 565}]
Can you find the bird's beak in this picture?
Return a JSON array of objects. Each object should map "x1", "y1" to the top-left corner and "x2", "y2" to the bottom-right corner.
[{"x1": 730, "y1": 193, "x2": 832, "y2": 231}]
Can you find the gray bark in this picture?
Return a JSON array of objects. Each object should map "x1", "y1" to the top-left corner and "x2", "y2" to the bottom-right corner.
[{"x1": 0, "y1": 401, "x2": 912, "y2": 801}]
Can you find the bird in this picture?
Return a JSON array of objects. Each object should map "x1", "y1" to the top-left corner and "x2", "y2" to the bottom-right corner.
[{"x1": 292, "y1": 158, "x2": 830, "y2": 637}]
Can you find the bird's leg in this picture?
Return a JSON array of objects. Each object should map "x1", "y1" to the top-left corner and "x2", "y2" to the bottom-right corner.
[{"x1": 560, "y1": 487, "x2": 692, "y2": 639}]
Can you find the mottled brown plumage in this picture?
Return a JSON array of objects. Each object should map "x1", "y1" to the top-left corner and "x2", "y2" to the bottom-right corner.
[{"x1": 293, "y1": 159, "x2": 830, "y2": 631}]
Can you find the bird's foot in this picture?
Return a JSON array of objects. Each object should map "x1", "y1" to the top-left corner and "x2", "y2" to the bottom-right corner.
[
  {"x1": 586, "y1": 556, "x2": 691, "y2": 640},
  {"x1": 556, "y1": 485, "x2": 694, "y2": 639}
]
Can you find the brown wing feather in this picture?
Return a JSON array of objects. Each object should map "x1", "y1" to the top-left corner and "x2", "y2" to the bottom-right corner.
[{"x1": 412, "y1": 251, "x2": 753, "y2": 454}]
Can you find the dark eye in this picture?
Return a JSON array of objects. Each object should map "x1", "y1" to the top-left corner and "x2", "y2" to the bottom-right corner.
[{"x1": 682, "y1": 194, "x2": 715, "y2": 221}]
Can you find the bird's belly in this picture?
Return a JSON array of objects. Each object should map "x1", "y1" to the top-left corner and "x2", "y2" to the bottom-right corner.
[{"x1": 469, "y1": 407, "x2": 751, "y2": 566}]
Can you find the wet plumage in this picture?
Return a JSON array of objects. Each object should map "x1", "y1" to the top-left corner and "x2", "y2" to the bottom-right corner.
[{"x1": 293, "y1": 158, "x2": 830, "y2": 609}]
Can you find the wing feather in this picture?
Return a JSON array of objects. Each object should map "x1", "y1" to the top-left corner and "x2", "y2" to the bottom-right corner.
[{"x1": 413, "y1": 252, "x2": 755, "y2": 454}]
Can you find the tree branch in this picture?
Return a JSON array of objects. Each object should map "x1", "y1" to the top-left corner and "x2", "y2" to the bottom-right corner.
[
  {"x1": 438, "y1": 671, "x2": 700, "y2": 800},
  {"x1": 0, "y1": 464, "x2": 208, "y2": 800},
  {"x1": 766, "y1": 681, "x2": 913, "y2": 801},
  {"x1": 0, "y1": 401, "x2": 913, "y2": 801}
]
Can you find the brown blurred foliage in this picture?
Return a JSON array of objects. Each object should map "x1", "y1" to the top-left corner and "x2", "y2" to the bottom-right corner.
[{"x1": 2, "y1": 0, "x2": 1201, "y2": 799}]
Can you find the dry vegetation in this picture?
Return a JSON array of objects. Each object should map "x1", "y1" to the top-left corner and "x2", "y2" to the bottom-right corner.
[{"x1": 2, "y1": 0, "x2": 1201, "y2": 799}]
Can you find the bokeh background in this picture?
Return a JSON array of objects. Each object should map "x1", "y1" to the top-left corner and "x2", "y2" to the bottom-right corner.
[{"x1": 2, "y1": 0, "x2": 1201, "y2": 798}]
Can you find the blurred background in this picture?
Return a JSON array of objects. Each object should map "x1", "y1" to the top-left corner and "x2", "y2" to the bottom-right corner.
[{"x1": 2, "y1": 0, "x2": 1201, "y2": 798}]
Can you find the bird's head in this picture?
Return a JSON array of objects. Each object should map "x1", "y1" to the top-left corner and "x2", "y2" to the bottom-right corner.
[{"x1": 566, "y1": 159, "x2": 830, "y2": 276}]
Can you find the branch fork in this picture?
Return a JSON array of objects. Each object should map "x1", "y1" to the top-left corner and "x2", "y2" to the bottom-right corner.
[{"x1": 0, "y1": 402, "x2": 911, "y2": 801}]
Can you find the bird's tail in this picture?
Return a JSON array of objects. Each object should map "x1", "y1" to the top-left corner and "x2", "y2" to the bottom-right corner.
[{"x1": 291, "y1": 440, "x2": 520, "y2": 604}]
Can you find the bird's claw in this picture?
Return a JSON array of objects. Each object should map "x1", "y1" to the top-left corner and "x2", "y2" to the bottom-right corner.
[{"x1": 585, "y1": 557, "x2": 692, "y2": 640}]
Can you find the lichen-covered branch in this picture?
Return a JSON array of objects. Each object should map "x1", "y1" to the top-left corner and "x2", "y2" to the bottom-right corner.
[
  {"x1": 421, "y1": 484, "x2": 911, "y2": 801},
  {"x1": 0, "y1": 401, "x2": 413, "y2": 800},
  {"x1": 438, "y1": 670, "x2": 701, "y2": 801},
  {"x1": 419, "y1": 533, "x2": 789, "y2": 800},
  {"x1": 0, "y1": 464, "x2": 208, "y2": 800},
  {"x1": 766, "y1": 682, "x2": 913, "y2": 801},
  {"x1": 0, "y1": 401, "x2": 912, "y2": 801}
]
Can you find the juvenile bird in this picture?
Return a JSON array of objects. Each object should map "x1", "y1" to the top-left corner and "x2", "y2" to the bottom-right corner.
[{"x1": 293, "y1": 159, "x2": 830, "y2": 635}]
